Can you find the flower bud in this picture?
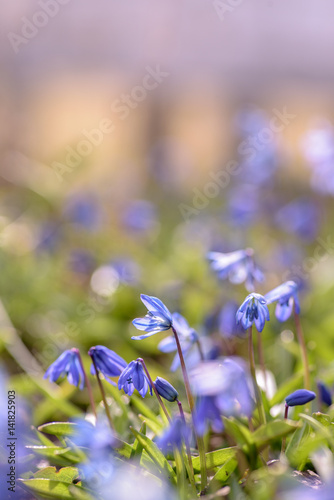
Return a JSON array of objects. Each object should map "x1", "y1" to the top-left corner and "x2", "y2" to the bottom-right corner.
[
  {"x1": 317, "y1": 381, "x2": 332, "y2": 407},
  {"x1": 154, "y1": 377, "x2": 178, "y2": 402},
  {"x1": 285, "y1": 389, "x2": 316, "y2": 407}
]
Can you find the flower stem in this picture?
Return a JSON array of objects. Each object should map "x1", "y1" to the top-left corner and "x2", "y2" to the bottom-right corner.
[
  {"x1": 177, "y1": 399, "x2": 196, "y2": 488},
  {"x1": 90, "y1": 356, "x2": 114, "y2": 431},
  {"x1": 76, "y1": 349, "x2": 96, "y2": 419},
  {"x1": 196, "y1": 339, "x2": 205, "y2": 362},
  {"x1": 248, "y1": 327, "x2": 265, "y2": 426},
  {"x1": 256, "y1": 330, "x2": 268, "y2": 394},
  {"x1": 137, "y1": 358, "x2": 171, "y2": 423},
  {"x1": 172, "y1": 326, "x2": 207, "y2": 491},
  {"x1": 281, "y1": 404, "x2": 289, "y2": 454},
  {"x1": 293, "y1": 308, "x2": 310, "y2": 391}
]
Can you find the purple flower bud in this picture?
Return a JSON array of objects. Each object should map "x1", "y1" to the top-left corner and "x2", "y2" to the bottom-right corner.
[
  {"x1": 154, "y1": 377, "x2": 178, "y2": 402},
  {"x1": 285, "y1": 389, "x2": 316, "y2": 407}
]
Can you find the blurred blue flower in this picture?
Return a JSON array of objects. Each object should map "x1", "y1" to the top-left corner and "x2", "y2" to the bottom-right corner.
[
  {"x1": 286, "y1": 389, "x2": 316, "y2": 407},
  {"x1": 132, "y1": 294, "x2": 173, "y2": 340},
  {"x1": 275, "y1": 198, "x2": 320, "y2": 242},
  {"x1": 157, "y1": 417, "x2": 191, "y2": 452},
  {"x1": 218, "y1": 301, "x2": 246, "y2": 338},
  {"x1": 154, "y1": 377, "x2": 178, "y2": 402},
  {"x1": 122, "y1": 200, "x2": 157, "y2": 233},
  {"x1": 317, "y1": 381, "x2": 332, "y2": 407},
  {"x1": 207, "y1": 248, "x2": 264, "y2": 291},
  {"x1": 89, "y1": 346, "x2": 127, "y2": 385},
  {"x1": 236, "y1": 293, "x2": 269, "y2": 332},
  {"x1": 72, "y1": 417, "x2": 116, "y2": 454},
  {"x1": 44, "y1": 348, "x2": 85, "y2": 389},
  {"x1": 193, "y1": 396, "x2": 224, "y2": 435},
  {"x1": 265, "y1": 281, "x2": 300, "y2": 322},
  {"x1": 303, "y1": 122, "x2": 334, "y2": 196},
  {"x1": 226, "y1": 185, "x2": 260, "y2": 228},
  {"x1": 191, "y1": 358, "x2": 254, "y2": 434},
  {"x1": 68, "y1": 249, "x2": 96, "y2": 275},
  {"x1": 235, "y1": 107, "x2": 279, "y2": 185},
  {"x1": 158, "y1": 312, "x2": 198, "y2": 371},
  {"x1": 118, "y1": 361, "x2": 152, "y2": 398},
  {"x1": 109, "y1": 258, "x2": 141, "y2": 285},
  {"x1": 64, "y1": 194, "x2": 101, "y2": 231}
]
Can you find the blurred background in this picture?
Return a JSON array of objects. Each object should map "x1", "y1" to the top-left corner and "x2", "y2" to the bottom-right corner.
[{"x1": 1, "y1": 0, "x2": 334, "y2": 426}]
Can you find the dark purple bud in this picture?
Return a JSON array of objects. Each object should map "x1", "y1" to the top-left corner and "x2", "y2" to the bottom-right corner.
[
  {"x1": 285, "y1": 389, "x2": 316, "y2": 407},
  {"x1": 154, "y1": 377, "x2": 178, "y2": 402}
]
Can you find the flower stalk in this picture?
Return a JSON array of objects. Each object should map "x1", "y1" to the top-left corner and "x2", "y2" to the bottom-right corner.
[
  {"x1": 248, "y1": 326, "x2": 265, "y2": 426},
  {"x1": 293, "y1": 307, "x2": 310, "y2": 391},
  {"x1": 172, "y1": 326, "x2": 207, "y2": 491},
  {"x1": 90, "y1": 355, "x2": 114, "y2": 431},
  {"x1": 137, "y1": 358, "x2": 171, "y2": 422}
]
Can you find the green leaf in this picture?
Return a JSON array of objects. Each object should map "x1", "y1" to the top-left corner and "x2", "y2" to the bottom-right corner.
[
  {"x1": 299, "y1": 413, "x2": 334, "y2": 446},
  {"x1": 114, "y1": 439, "x2": 134, "y2": 459},
  {"x1": 138, "y1": 414, "x2": 163, "y2": 435},
  {"x1": 38, "y1": 422, "x2": 78, "y2": 437},
  {"x1": 223, "y1": 418, "x2": 253, "y2": 448},
  {"x1": 210, "y1": 457, "x2": 238, "y2": 484},
  {"x1": 33, "y1": 467, "x2": 79, "y2": 483},
  {"x1": 269, "y1": 372, "x2": 303, "y2": 407},
  {"x1": 312, "y1": 412, "x2": 331, "y2": 427},
  {"x1": 130, "y1": 395, "x2": 162, "y2": 427},
  {"x1": 192, "y1": 447, "x2": 236, "y2": 473},
  {"x1": 285, "y1": 421, "x2": 310, "y2": 464},
  {"x1": 130, "y1": 422, "x2": 147, "y2": 459},
  {"x1": 130, "y1": 427, "x2": 176, "y2": 483},
  {"x1": 26, "y1": 446, "x2": 73, "y2": 466},
  {"x1": 18, "y1": 479, "x2": 86, "y2": 500},
  {"x1": 252, "y1": 419, "x2": 301, "y2": 450}
]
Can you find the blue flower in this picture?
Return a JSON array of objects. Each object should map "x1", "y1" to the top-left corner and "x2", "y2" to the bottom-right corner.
[
  {"x1": 158, "y1": 313, "x2": 198, "y2": 371},
  {"x1": 265, "y1": 281, "x2": 300, "y2": 322},
  {"x1": 317, "y1": 381, "x2": 332, "y2": 407},
  {"x1": 118, "y1": 361, "x2": 152, "y2": 398},
  {"x1": 285, "y1": 389, "x2": 316, "y2": 407},
  {"x1": 132, "y1": 294, "x2": 173, "y2": 340},
  {"x1": 88, "y1": 346, "x2": 127, "y2": 385},
  {"x1": 44, "y1": 348, "x2": 85, "y2": 389},
  {"x1": 156, "y1": 417, "x2": 191, "y2": 452},
  {"x1": 72, "y1": 417, "x2": 116, "y2": 454},
  {"x1": 207, "y1": 248, "x2": 263, "y2": 291},
  {"x1": 154, "y1": 377, "x2": 178, "y2": 402},
  {"x1": 236, "y1": 293, "x2": 269, "y2": 332},
  {"x1": 191, "y1": 358, "x2": 254, "y2": 434},
  {"x1": 122, "y1": 200, "x2": 157, "y2": 233},
  {"x1": 193, "y1": 396, "x2": 224, "y2": 435},
  {"x1": 275, "y1": 198, "x2": 320, "y2": 242},
  {"x1": 64, "y1": 194, "x2": 101, "y2": 231}
]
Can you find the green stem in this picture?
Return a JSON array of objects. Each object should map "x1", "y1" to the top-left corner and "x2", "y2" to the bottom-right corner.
[
  {"x1": 281, "y1": 404, "x2": 289, "y2": 454},
  {"x1": 293, "y1": 309, "x2": 310, "y2": 391},
  {"x1": 172, "y1": 326, "x2": 207, "y2": 491},
  {"x1": 76, "y1": 349, "x2": 97, "y2": 419},
  {"x1": 177, "y1": 399, "x2": 196, "y2": 489},
  {"x1": 248, "y1": 326, "x2": 265, "y2": 426},
  {"x1": 256, "y1": 330, "x2": 268, "y2": 394},
  {"x1": 137, "y1": 358, "x2": 171, "y2": 423},
  {"x1": 90, "y1": 355, "x2": 114, "y2": 430}
]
